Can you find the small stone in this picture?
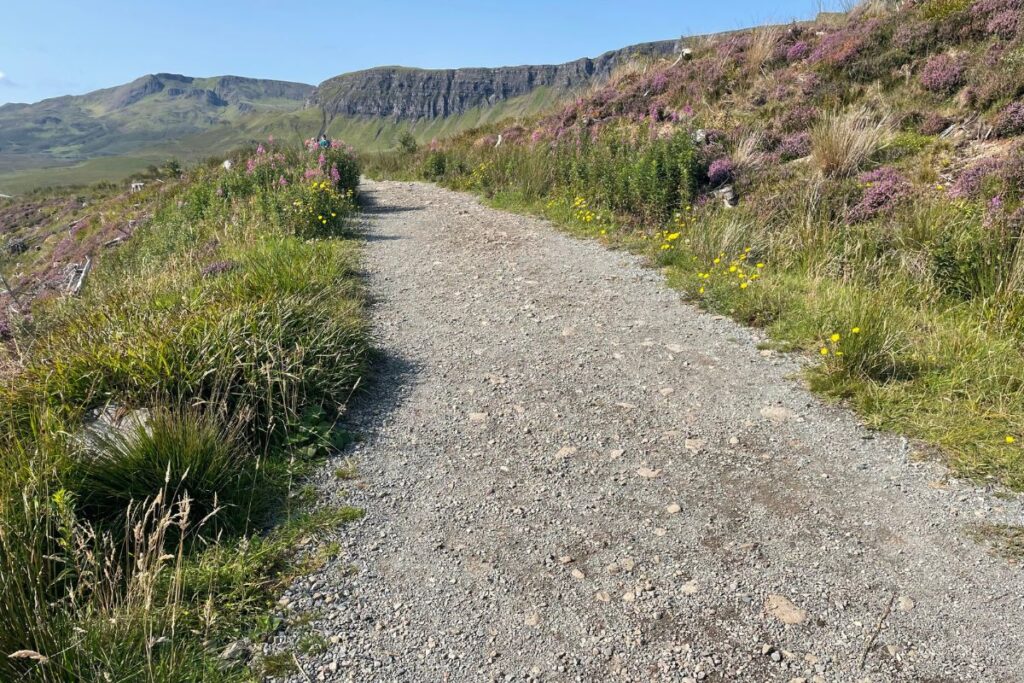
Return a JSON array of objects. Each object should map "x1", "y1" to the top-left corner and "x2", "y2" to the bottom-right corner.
[
  {"x1": 771, "y1": 651, "x2": 782, "y2": 663},
  {"x1": 666, "y1": 502, "x2": 682, "y2": 514},
  {"x1": 622, "y1": 591, "x2": 636, "y2": 602},
  {"x1": 897, "y1": 596, "x2": 915, "y2": 612},
  {"x1": 555, "y1": 446, "x2": 578, "y2": 458},
  {"x1": 609, "y1": 449, "x2": 625, "y2": 459},
  {"x1": 562, "y1": 326, "x2": 576, "y2": 337},
  {"x1": 524, "y1": 611, "x2": 540, "y2": 627},
  {"x1": 760, "y1": 406, "x2": 797, "y2": 422},
  {"x1": 666, "y1": 343, "x2": 684, "y2": 354},
  {"x1": 681, "y1": 580, "x2": 698, "y2": 595},
  {"x1": 571, "y1": 568, "x2": 586, "y2": 580},
  {"x1": 729, "y1": 436, "x2": 739, "y2": 445},
  {"x1": 558, "y1": 555, "x2": 573, "y2": 565},
  {"x1": 469, "y1": 412, "x2": 489, "y2": 422},
  {"x1": 653, "y1": 527, "x2": 668, "y2": 537},
  {"x1": 595, "y1": 591, "x2": 611, "y2": 603},
  {"x1": 684, "y1": 438, "x2": 705, "y2": 452},
  {"x1": 659, "y1": 387, "x2": 675, "y2": 396},
  {"x1": 637, "y1": 466, "x2": 661, "y2": 479},
  {"x1": 765, "y1": 594, "x2": 808, "y2": 625},
  {"x1": 619, "y1": 557, "x2": 635, "y2": 571}
]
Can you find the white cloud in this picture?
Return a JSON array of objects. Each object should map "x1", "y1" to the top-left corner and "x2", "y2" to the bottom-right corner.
[{"x1": 0, "y1": 71, "x2": 6, "y2": 81}]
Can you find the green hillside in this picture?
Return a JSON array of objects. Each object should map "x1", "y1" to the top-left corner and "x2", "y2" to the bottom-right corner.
[{"x1": 0, "y1": 86, "x2": 564, "y2": 193}]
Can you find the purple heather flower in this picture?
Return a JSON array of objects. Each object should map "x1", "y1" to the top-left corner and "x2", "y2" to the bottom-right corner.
[
  {"x1": 848, "y1": 167, "x2": 911, "y2": 222},
  {"x1": 919, "y1": 54, "x2": 965, "y2": 94},
  {"x1": 707, "y1": 157, "x2": 735, "y2": 186},
  {"x1": 786, "y1": 41, "x2": 810, "y2": 62},
  {"x1": 949, "y1": 158, "x2": 1002, "y2": 198},
  {"x1": 778, "y1": 132, "x2": 811, "y2": 161},
  {"x1": 994, "y1": 101, "x2": 1024, "y2": 137}
]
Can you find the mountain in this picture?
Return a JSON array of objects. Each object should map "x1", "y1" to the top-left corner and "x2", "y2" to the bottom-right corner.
[
  {"x1": 315, "y1": 40, "x2": 676, "y2": 120},
  {"x1": 0, "y1": 74, "x2": 314, "y2": 164},
  {"x1": 0, "y1": 40, "x2": 679, "y2": 192}
]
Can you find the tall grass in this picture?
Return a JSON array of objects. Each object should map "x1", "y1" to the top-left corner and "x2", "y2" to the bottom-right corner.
[
  {"x1": 811, "y1": 106, "x2": 893, "y2": 177},
  {"x1": 0, "y1": 141, "x2": 368, "y2": 680}
]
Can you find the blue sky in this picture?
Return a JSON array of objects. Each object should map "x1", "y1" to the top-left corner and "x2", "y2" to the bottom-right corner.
[{"x1": 0, "y1": 0, "x2": 841, "y2": 105}]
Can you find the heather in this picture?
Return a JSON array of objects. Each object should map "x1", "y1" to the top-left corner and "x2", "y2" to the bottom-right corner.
[
  {"x1": 365, "y1": 0, "x2": 1024, "y2": 489},
  {"x1": 0, "y1": 140, "x2": 367, "y2": 680}
]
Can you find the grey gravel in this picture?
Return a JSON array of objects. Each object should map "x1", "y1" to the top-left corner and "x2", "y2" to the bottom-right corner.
[{"x1": 272, "y1": 180, "x2": 1024, "y2": 682}]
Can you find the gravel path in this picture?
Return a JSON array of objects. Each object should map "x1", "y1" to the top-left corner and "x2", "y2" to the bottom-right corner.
[{"x1": 274, "y1": 180, "x2": 1024, "y2": 682}]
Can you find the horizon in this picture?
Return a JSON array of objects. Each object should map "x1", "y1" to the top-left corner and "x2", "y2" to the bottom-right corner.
[{"x1": 1, "y1": 0, "x2": 842, "y2": 106}]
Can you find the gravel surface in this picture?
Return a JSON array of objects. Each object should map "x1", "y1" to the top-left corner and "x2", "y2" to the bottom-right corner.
[{"x1": 271, "y1": 180, "x2": 1024, "y2": 682}]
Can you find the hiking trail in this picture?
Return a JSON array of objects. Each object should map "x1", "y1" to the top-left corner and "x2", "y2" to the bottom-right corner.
[{"x1": 274, "y1": 180, "x2": 1024, "y2": 682}]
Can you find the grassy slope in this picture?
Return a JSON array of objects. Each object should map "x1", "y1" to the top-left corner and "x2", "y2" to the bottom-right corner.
[
  {"x1": 365, "y1": 0, "x2": 1024, "y2": 490},
  {"x1": 0, "y1": 145, "x2": 368, "y2": 680},
  {"x1": 0, "y1": 87, "x2": 564, "y2": 194}
]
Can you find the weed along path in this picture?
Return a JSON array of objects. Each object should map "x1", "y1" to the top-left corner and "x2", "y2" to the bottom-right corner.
[{"x1": 277, "y1": 180, "x2": 1024, "y2": 683}]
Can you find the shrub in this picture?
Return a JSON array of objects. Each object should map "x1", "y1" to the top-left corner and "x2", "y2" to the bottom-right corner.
[
  {"x1": 811, "y1": 107, "x2": 892, "y2": 177},
  {"x1": 919, "y1": 54, "x2": 966, "y2": 93},
  {"x1": 780, "y1": 105, "x2": 819, "y2": 133},
  {"x1": 920, "y1": 112, "x2": 954, "y2": 135},
  {"x1": 919, "y1": 0, "x2": 972, "y2": 21},
  {"x1": 708, "y1": 157, "x2": 736, "y2": 186},
  {"x1": 398, "y1": 131, "x2": 418, "y2": 154},
  {"x1": 893, "y1": 20, "x2": 937, "y2": 53},
  {"x1": 949, "y1": 157, "x2": 1003, "y2": 198},
  {"x1": 421, "y1": 151, "x2": 449, "y2": 180},
  {"x1": 848, "y1": 166, "x2": 912, "y2": 222},
  {"x1": 986, "y1": 9, "x2": 1021, "y2": 37},
  {"x1": 993, "y1": 101, "x2": 1024, "y2": 137},
  {"x1": 778, "y1": 132, "x2": 812, "y2": 161},
  {"x1": 786, "y1": 41, "x2": 810, "y2": 62},
  {"x1": 289, "y1": 179, "x2": 357, "y2": 239}
]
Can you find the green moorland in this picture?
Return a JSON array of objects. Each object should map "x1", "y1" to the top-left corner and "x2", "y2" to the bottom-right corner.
[
  {"x1": 0, "y1": 86, "x2": 564, "y2": 195},
  {"x1": 364, "y1": 0, "x2": 1024, "y2": 490},
  {"x1": 0, "y1": 142, "x2": 368, "y2": 681}
]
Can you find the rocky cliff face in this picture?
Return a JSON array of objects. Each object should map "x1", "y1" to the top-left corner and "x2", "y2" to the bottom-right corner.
[{"x1": 314, "y1": 40, "x2": 678, "y2": 121}]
